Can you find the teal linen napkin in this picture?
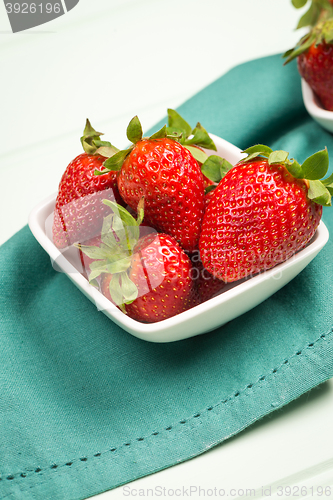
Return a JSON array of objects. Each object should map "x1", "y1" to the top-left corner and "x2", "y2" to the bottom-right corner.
[{"x1": 1, "y1": 54, "x2": 333, "y2": 500}]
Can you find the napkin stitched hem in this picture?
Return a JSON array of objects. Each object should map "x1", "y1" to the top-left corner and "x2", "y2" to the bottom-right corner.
[{"x1": 2, "y1": 326, "x2": 332, "y2": 499}]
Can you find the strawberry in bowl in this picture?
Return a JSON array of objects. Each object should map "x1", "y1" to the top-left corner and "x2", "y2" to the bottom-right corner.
[
  {"x1": 77, "y1": 200, "x2": 195, "y2": 323},
  {"x1": 199, "y1": 145, "x2": 332, "y2": 282},
  {"x1": 284, "y1": 18, "x2": 333, "y2": 111},
  {"x1": 52, "y1": 120, "x2": 125, "y2": 249},
  {"x1": 99, "y1": 114, "x2": 217, "y2": 253}
]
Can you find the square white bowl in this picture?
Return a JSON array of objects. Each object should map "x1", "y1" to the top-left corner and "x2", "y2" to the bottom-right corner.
[
  {"x1": 28, "y1": 134, "x2": 329, "y2": 343},
  {"x1": 301, "y1": 78, "x2": 333, "y2": 134}
]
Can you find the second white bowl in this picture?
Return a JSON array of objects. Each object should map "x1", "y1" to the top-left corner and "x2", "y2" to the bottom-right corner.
[{"x1": 301, "y1": 78, "x2": 333, "y2": 134}]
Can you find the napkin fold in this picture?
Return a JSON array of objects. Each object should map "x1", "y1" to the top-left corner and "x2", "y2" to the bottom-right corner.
[{"x1": 1, "y1": 54, "x2": 333, "y2": 500}]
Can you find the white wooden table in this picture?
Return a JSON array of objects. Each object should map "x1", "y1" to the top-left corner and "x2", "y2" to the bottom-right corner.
[{"x1": 1, "y1": 1, "x2": 332, "y2": 498}]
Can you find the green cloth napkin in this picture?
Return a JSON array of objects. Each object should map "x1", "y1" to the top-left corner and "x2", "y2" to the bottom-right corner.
[{"x1": 1, "y1": 54, "x2": 333, "y2": 500}]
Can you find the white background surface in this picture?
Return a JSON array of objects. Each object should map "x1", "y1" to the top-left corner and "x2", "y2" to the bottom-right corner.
[{"x1": 1, "y1": 1, "x2": 333, "y2": 499}]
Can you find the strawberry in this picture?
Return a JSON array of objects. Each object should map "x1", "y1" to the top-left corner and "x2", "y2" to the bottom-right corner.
[
  {"x1": 190, "y1": 253, "x2": 226, "y2": 303},
  {"x1": 77, "y1": 200, "x2": 194, "y2": 323},
  {"x1": 99, "y1": 115, "x2": 210, "y2": 252},
  {"x1": 52, "y1": 120, "x2": 124, "y2": 249},
  {"x1": 199, "y1": 145, "x2": 332, "y2": 283},
  {"x1": 284, "y1": 18, "x2": 333, "y2": 110}
]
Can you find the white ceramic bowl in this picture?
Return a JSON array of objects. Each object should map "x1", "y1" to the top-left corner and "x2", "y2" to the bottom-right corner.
[
  {"x1": 301, "y1": 78, "x2": 333, "y2": 134},
  {"x1": 28, "y1": 134, "x2": 329, "y2": 343}
]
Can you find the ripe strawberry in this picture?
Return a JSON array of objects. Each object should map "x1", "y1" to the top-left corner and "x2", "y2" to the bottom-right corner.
[
  {"x1": 119, "y1": 233, "x2": 193, "y2": 322},
  {"x1": 78, "y1": 200, "x2": 194, "y2": 323},
  {"x1": 100, "y1": 116, "x2": 207, "y2": 252},
  {"x1": 52, "y1": 120, "x2": 124, "y2": 249},
  {"x1": 284, "y1": 18, "x2": 333, "y2": 110},
  {"x1": 199, "y1": 145, "x2": 332, "y2": 282},
  {"x1": 190, "y1": 253, "x2": 226, "y2": 303}
]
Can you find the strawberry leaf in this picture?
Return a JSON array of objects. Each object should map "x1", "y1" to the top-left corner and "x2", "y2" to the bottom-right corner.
[
  {"x1": 322, "y1": 172, "x2": 333, "y2": 186},
  {"x1": 296, "y1": 2, "x2": 320, "y2": 29},
  {"x1": 109, "y1": 274, "x2": 124, "y2": 306},
  {"x1": 93, "y1": 139, "x2": 112, "y2": 148},
  {"x1": 127, "y1": 116, "x2": 143, "y2": 144},
  {"x1": 268, "y1": 150, "x2": 289, "y2": 165},
  {"x1": 286, "y1": 159, "x2": 304, "y2": 179},
  {"x1": 120, "y1": 271, "x2": 138, "y2": 304},
  {"x1": 81, "y1": 119, "x2": 105, "y2": 155},
  {"x1": 167, "y1": 109, "x2": 192, "y2": 138},
  {"x1": 184, "y1": 123, "x2": 217, "y2": 151},
  {"x1": 150, "y1": 125, "x2": 167, "y2": 140},
  {"x1": 301, "y1": 148, "x2": 329, "y2": 180},
  {"x1": 166, "y1": 127, "x2": 185, "y2": 142},
  {"x1": 242, "y1": 144, "x2": 273, "y2": 161},
  {"x1": 292, "y1": 0, "x2": 308, "y2": 8},
  {"x1": 89, "y1": 256, "x2": 132, "y2": 282},
  {"x1": 75, "y1": 244, "x2": 111, "y2": 260},
  {"x1": 102, "y1": 199, "x2": 141, "y2": 254},
  {"x1": 184, "y1": 145, "x2": 208, "y2": 164},
  {"x1": 201, "y1": 155, "x2": 233, "y2": 183},
  {"x1": 101, "y1": 214, "x2": 119, "y2": 249},
  {"x1": 95, "y1": 145, "x2": 119, "y2": 158},
  {"x1": 103, "y1": 200, "x2": 138, "y2": 228},
  {"x1": 113, "y1": 216, "x2": 139, "y2": 254},
  {"x1": 205, "y1": 184, "x2": 216, "y2": 195},
  {"x1": 307, "y1": 180, "x2": 331, "y2": 206},
  {"x1": 283, "y1": 35, "x2": 315, "y2": 64},
  {"x1": 283, "y1": 48, "x2": 294, "y2": 59},
  {"x1": 102, "y1": 148, "x2": 132, "y2": 172}
]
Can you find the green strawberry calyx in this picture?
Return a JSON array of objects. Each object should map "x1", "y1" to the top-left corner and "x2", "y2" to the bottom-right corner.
[
  {"x1": 283, "y1": 17, "x2": 333, "y2": 64},
  {"x1": 75, "y1": 199, "x2": 145, "y2": 312},
  {"x1": 80, "y1": 119, "x2": 119, "y2": 158},
  {"x1": 97, "y1": 111, "x2": 218, "y2": 175},
  {"x1": 166, "y1": 108, "x2": 217, "y2": 158},
  {"x1": 200, "y1": 155, "x2": 234, "y2": 185},
  {"x1": 241, "y1": 144, "x2": 332, "y2": 206},
  {"x1": 291, "y1": 0, "x2": 333, "y2": 30}
]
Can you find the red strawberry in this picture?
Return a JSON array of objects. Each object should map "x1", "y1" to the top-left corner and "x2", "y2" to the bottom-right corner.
[
  {"x1": 52, "y1": 120, "x2": 124, "y2": 249},
  {"x1": 190, "y1": 254, "x2": 226, "y2": 303},
  {"x1": 101, "y1": 116, "x2": 207, "y2": 253},
  {"x1": 118, "y1": 137, "x2": 204, "y2": 252},
  {"x1": 109, "y1": 233, "x2": 193, "y2": 322},
  {"x1": 284, "y1": 18, "x2": 333, "y2": 110},
  {"x1": 199, "y1": 145, "x2": 331, "y2": 283},
  {"x1": 78, "y1": 200, "x2": 194, "y2": 323}
]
